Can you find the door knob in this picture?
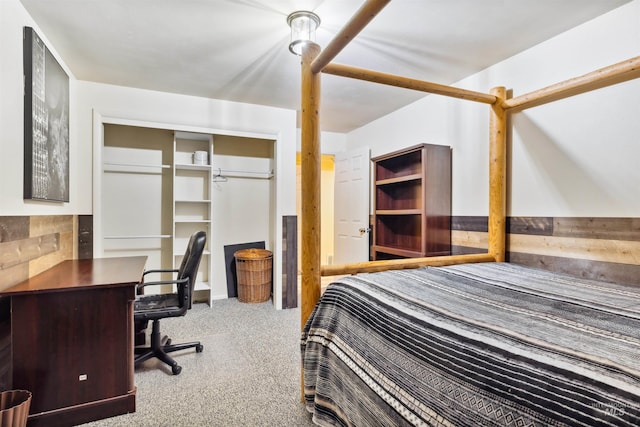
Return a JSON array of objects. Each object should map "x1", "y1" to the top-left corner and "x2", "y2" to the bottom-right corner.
[{"x1": 359, "y1": 227, "x2": 371, "y2": 234}]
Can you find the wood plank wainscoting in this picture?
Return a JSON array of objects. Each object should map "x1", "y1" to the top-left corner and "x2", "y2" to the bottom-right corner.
[
  {"x1": 282, "y1": 215, "x2": 298, "y2": 309},
  {"x1": 0, "y1": 214, "x2": 92, "y2": 391},
  {"x1": 452, "y1": 216, "x2": 640, "y2": 286}
]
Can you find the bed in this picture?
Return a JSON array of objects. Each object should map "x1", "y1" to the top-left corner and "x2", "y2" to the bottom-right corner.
[
  {"x1": 302, "y1": 262, "x2": 640, "y2": 426},
  {"x1": 296, "y1": 1, "x2": 640, "y2": 425}
]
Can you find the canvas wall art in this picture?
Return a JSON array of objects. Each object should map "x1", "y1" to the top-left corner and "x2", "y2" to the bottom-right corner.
[{"x1": 23, "y1": 26, "x2": 69, "y2": 202}]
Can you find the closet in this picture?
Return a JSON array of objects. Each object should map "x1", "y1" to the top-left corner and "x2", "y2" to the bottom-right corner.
[{"x1": 99, "y1": 124, "x2": 274, "y2": 306}]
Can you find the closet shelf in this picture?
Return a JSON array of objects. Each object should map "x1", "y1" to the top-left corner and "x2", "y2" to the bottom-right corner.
[
  {"x1": 194, "y1": 281, "x2": 211, "y2": 291},
  {"x1": 103, "y1": 161, "x2": 171, "y2": 169},
  {"x1": 175, "y1": 163, "x2": 212, "y2": 171},
  {"x1": 174, "y1": 219, "x2": 211, "y2": 224},
  {"x1": 175, "y1": 199, "x2": 211, "y2": 203},
  {"x1": 104, "y1": 234, "x2": 172, "y2": 240}
]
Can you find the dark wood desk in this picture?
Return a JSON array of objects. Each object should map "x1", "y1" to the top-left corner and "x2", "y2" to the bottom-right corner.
[{"x1": 0, "y1": 257, "x2": 147, "y2": 427}]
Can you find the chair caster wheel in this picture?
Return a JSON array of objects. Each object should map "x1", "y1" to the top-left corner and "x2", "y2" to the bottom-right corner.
[
  {"x1": 172, "y1": 365, "x2": 182, "y2": 375},
  {"x1": 196, "y1": 344, "x2": 204, "y2": 353}
]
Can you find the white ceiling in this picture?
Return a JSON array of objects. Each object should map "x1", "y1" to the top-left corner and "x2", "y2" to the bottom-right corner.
[{"x1": 20, "y1": 0, "x2": 631, "y2": 133}]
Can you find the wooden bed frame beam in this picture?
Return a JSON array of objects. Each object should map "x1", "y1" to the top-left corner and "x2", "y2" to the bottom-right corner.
[
  {"x1": 310, "y1": 0, "x2": 391, "y2": 74},
  {"x1": 488, "y1": 87, "x2": 507, "y2": 261},
  {"x1": 322, "y1": 63, "x2": 497, "y2": 104},
  {"x1": 320, "y1": 253, "x2": 496, "y2": 276},
  {"x1": 300, "y1": 43, "x2": 323, "y2": 328},
  {"x1": 503, "y1": 55, "x2": 640, "y2": 111}
]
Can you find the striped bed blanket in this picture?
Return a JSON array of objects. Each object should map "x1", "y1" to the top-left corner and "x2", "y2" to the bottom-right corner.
[{"x1": 301, "y1": 262, "x2": 640, "y2": 426}]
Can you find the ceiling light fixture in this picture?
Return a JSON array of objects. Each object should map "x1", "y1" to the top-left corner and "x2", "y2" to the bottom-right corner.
[{"x1": 286, "y1": 10, "x2": 320, "y2": 56}]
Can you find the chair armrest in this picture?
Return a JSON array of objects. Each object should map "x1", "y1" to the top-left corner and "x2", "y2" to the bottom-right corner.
[
  {"x1": 142, "y1": 268, "x2": 179, "y2": 277},
  {"x1": 138, "y1": 269, "x2": 181, "y2": 295},
  {"x1": 137, "y1": 276, "x2": 189, "y2": 291}
]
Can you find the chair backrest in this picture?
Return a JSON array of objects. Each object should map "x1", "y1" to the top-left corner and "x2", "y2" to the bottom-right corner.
[{"x1": 177, "y1": 231, "x2": 207, "y2": 309}]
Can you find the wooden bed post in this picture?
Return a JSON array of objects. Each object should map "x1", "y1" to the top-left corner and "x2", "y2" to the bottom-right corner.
[
  {"x1": 488, "y1": 86, "x2": 507, "y2": 262},
  {"x1": 300, "y1": 43, "x2": 322, "y2": 328}
]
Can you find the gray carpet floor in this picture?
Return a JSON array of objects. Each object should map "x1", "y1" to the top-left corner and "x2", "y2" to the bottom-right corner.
[{"x1": 82, "y1": 299, "x2": 315, "y2": 426}]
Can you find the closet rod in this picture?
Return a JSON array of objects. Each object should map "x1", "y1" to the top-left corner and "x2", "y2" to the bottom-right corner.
[{"x1": 214, "y1": 168, "x2": 273, "y2": 179}]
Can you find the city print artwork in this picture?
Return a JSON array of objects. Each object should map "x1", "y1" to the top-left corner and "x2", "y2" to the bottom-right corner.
[{"x1": 23, "y1": 26, "x2": 69, "y2": 202}]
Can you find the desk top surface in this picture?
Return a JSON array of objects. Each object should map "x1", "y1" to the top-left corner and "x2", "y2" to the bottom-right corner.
[{"x1": 0, "y1": 256, "x2": 148, "y2": 296}]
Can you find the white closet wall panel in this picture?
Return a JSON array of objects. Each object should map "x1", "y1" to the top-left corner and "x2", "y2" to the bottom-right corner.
[
  {"x1": 174, "y1": 171, "x2": 209, "y2": 201},
  {"x1": 103, "y1": 172, "x2": 164, "y2": 236}
]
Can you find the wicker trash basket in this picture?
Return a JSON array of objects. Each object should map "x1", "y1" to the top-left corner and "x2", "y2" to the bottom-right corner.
[
  {"x1": 234, "y1": 248, "x2": 273, "y2": 303},
  {"x1": 0, "y1": 390, "x2": 31, "y2": 427}
]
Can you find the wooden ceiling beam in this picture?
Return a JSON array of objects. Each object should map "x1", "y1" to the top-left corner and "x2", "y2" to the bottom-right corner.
[{"x1": 322, "y1": 62, "x2": 497, "y2": 104}]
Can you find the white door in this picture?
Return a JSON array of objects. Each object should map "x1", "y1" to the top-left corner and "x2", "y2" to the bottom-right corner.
[{"x1": 334, "y1": 146, "x2": 370, "y2": 265}]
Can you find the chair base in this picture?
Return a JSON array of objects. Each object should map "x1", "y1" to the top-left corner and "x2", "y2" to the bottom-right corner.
[{"x1": 134, "y1": 319, "x2": 203, "y2": 375}]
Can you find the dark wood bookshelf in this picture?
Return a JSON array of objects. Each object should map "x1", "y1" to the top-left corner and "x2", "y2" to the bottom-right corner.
[{"x1": 372, "y1": 143, "x2": 451, "y2": 260}]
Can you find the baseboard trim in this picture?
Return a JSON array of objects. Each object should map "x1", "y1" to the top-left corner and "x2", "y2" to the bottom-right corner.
[{"x1": 27, "y1": 391, "x2": 135, "y2": 427}]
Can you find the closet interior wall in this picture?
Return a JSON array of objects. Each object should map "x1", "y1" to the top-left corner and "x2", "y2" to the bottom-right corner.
[{"x1": 100, "y1": 124, "x2": 275, "y2": 305}]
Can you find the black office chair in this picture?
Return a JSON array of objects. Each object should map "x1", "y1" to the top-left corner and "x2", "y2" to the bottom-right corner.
[{"x1": 134, "y1": 230, "x2": 206, "y2": 375}]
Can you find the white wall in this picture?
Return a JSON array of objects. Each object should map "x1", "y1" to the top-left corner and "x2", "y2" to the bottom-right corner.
[
  {"x1": 297, "y1": 129, "x2": 347, "y2": 154},
  {"x1": 347, "y1": 0, "x2": 640, "y2": 217},
  {"x1": 0, "y1": 0, "x2": 79, "y2": 215}
]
